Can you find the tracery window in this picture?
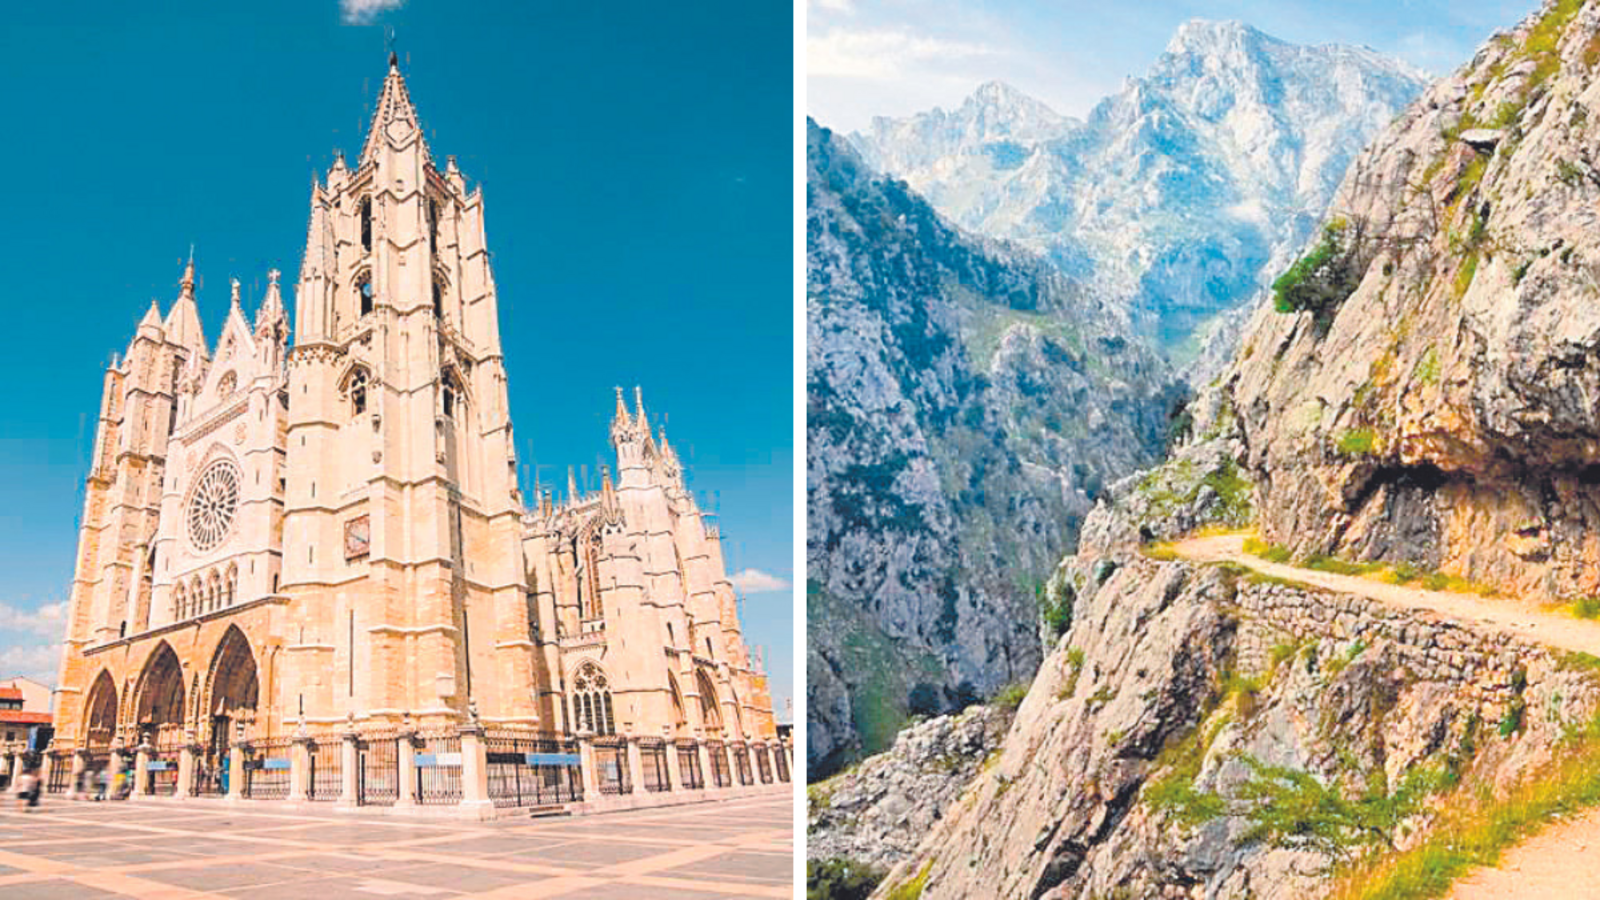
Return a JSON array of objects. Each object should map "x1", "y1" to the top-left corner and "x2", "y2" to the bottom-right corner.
[
  {"x1": 571, "y1": 662, "x2": 615, "y2": 735},
  {"x1": 347, "y1": 368, "x2": 369, "y2": 416},
  {"x1": 427, "y1": 198, "x2": 439, "y2": 253},
  {"x1": 186, "y1": 460, "x2": 241, "y2": 553},
  {"x1": 578, "y1": 533, "x2": 604, "y2": 622},
  {"x1": 697, "y1": 668, "x2": 722, "y2": 731},
  {"x1": 358, "y1": 274, "x2": 374, "y2": 317},
  {"x1": 360, "y1": 198, "x2": 372, "y2": 252},
  {"x1": 441, "y1": 370, "x2": 462, "y2": 419},
  {"x1": 432, "y1": 278, "x2": 443, "y2": 319},
  {"x1": 217, "y1": 370, "x2": 236, "y2": 397},
  {"x1": 174, "y1": 583, "x2": 187, "y2": 620}
]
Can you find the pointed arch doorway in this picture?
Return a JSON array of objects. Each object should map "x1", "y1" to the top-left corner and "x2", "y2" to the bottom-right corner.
[{"x1": 199, "y1": 626, "x2": 259, "y2": 795}]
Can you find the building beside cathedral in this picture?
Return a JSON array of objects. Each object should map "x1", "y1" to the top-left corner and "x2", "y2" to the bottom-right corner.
[{"x1": 35, "y1": 55, "x2": 781, "y2": 808}]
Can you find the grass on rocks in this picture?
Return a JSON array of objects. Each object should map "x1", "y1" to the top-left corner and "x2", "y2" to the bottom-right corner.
[{"x1": 1324, "y1": 711, "x2": 1600, "y2": 900}]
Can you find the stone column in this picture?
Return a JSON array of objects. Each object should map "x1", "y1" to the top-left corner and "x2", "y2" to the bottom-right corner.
[
  {"x1": 69, "y1": 749, "x2": 87, "y2": 799},
  {"x1": 395, "y1": 727, "x2": 418, "y2": 809},
  {"x1": 339, "y1": 727, "x2": 360, "y2": 808},
  {"x1": 134, "y1": 742, "x2": 151, "y2": 798},
  {"x1": 175, "y1": 743, "x2": 196, "y2": 800},
  {"x1": 227, "y1": 743, "x2": 245, "y2": 802},
  {"x1": 695, "y1": 733, "x2": 714, "y2": 791},
  {"x1": 108, "y1": 746, "x2": 126, "y2": 798},
  {"x1": 458, "y1": 719, "x2": 492, "y2": 816},
  {"x1": 576, "y1": 732, "x2": 600, "y2": 802},
  {"x1": 288, "y1": 732, "x2": 312, "y2": 803},
  {"x1": 664, "y1": 729, "x2": 684, "y2": 792},
  {"x1": 625, "y1": 735, "x2": 646, "y2": 795}
]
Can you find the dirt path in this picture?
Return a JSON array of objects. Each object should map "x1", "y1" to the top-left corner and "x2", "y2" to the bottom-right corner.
[
  {"x1": 1441, "y1": 807, "x2": 1600, "y2": 898},
  {"x1": 1170, "y1": 533, "x2": 1600, "y2": 658},
  {"x1": 1170, "y1": 533, "x2": 1600, "y2": 897}
]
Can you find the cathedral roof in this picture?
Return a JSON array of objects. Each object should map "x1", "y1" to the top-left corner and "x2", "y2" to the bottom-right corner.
[{"x1": 359, "y1": 53, "x2": 432, "y2": 168}]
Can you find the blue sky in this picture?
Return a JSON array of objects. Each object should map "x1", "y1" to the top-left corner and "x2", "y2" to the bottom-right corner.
[
  {"x1": 808, "y1": 0, "x2": 1535, "y2": 130},
  {"x1": 0, "y1": 0, "x2": 795, "y2": 719}
]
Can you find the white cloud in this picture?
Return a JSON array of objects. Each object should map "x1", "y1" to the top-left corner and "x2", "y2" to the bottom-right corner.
[
  {"x1": 0, "y1": 600, "x2": 67, "y2": 640},
  {"x1": 808, "y1": 28, "x2": 994, "y2": 81},
  {"x1": 341, "y1": 0, "x2": 405, "y2": 25},
  {"x1": 810, "y1": 0, "x2": 855, "y2": 12},
  {"x1": 0, "y1": 644, "x2": 59, "y2": 688},
  {"x1": 728, "y1": 568, "x2": 792, "y2": 595}
]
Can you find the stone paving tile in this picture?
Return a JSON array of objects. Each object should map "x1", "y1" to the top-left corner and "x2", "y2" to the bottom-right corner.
[
  {"x1": 508, "y1": 839, "x2": 678, "y2": 867},
  {"x1": 1, "y1": 794, "x2": 794, "y2": 899},
  {"x1": 133, "y1": 861, "x2": 316, "y2": 890},
  {"x1": 222, "y1": 873, "x2": 460, "y2": 899},
  {"x1": 663, "y1": 849, "x2": 795, "y2": 884},
  {"x1": 0, "y1": 878, "x2": 125, "y2": 899},
  {"x1": 366, "y1": 862, "x2": 548, "y2": 891}
]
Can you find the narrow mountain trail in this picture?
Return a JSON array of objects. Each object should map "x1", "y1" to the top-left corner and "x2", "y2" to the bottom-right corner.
[
  {"x1": 1169, "y1": 533, "x2": 1600, "y2": 658},
  {"x1": 1169, "y1": 532, "x2": 1600, "y2": 897}
]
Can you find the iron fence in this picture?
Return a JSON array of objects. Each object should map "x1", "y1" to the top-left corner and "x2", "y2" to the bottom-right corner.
[
  {"x1": 706, "y1": 741, "x2": 731, "y2": 788},
  {"x1": 485, "y1": 731, "x2": 581, "y2": 807},
  {"x1": 639, "y1": 738, "x2": 669, "y2": 792},
  {"x1": 357, "y1": 732, "x2": 400, "y2": 806},
  {"x1": 307, "y1": 736, "x2": 342, "y2": 801},
  {"x1": 192, "y1": 751, "x2": 227, "y2": 797},
  {"x1": 148, "y1": 745, "x2": 181, "y2": 796},
  {"x1": 243, "y1": 739, "x2": 292, "y2": 799},
  {"x1": 592, "y1": 736, "x2": 631, "y2": 795},
  {"x1": 676, "y1": 742, "x2": 704, "y2": 789},
  {"x1": 45, "y1": 753, "x2": 71, "y2": 794},
  {"x1": 756, "y1": 746, "x2": 773, "y2": 784},
  {"x1": 414, "y1": 732, "x2": 463, "y2": 806},
  {"x1": 733, "y1": 745, "x2": 753, "y2": 786}
]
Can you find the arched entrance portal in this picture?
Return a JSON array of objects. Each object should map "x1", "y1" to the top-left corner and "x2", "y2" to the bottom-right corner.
[
  {"x1": 200, "y1": 626, "x2": 259, "y2": 792},
  {"x1": 83, "y1": 671, "x2": 119, "y2": 749},
  {"x1": 134, "y1": 643, "x2": 186, "y2": 746}
]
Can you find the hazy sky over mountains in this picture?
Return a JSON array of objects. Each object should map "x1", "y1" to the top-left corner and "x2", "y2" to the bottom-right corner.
[{"x1": 808, "y1": 0, "x2": 1533, "y2": 130}]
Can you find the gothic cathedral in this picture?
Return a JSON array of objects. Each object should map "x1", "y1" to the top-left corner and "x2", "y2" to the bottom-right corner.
[{"x1": 50, "y1": 57, "x2": 777, "y2": 772}]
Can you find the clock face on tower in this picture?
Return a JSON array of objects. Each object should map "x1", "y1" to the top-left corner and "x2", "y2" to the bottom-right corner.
[{"x1": 345, "y1": 515, "x2": 371, "y2": 559}]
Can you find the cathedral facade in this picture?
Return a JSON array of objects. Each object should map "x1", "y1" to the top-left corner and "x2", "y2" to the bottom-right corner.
[{"x1": 47, "y1": 57, "x2": 777, "y2": 784}]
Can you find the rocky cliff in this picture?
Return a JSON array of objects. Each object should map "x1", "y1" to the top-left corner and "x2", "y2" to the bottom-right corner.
[
  {"x1": 872, "y1": 431, "x2": 1600, "y2": 898},
  {"x1": 854, "y1": 21, "x2": 1426, "y2": 359},
  {"x1": 807, "y1": 119, "x2": 1185, "y2": 773},
  {"x1": 1226, "y1": 0, "x2": 1600, "y2": 603}
]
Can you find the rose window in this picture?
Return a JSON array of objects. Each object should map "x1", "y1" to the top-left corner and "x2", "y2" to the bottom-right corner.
[{"x1": 186, "y1": 460, "x2": 240, "y2": 552}]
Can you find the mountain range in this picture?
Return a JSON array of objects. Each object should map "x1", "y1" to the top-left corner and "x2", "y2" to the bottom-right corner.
[{"x1": 852, "y1": 20, "x2": 1427, "y2": 360}]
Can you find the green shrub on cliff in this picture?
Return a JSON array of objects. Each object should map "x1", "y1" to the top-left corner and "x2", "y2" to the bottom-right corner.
[
  {"x1": 1273, "y1": 219, "x2": 1361, "y2": 315},
  {"x1": 807, "y1": 858, "x2": 886, "y2": 900}
]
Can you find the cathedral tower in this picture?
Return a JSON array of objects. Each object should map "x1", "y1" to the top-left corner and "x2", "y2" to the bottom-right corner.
[{"x1": 279, "y1": 54, "x2": 529, "y2": 730}]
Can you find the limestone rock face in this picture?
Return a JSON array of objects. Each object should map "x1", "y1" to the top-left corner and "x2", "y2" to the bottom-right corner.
[
  {"x1": 807, "y1": 119, "x2": 1186, "y2": 773},
  {"x1": 875, "y1": 494, "x2": 1598, "y2": 898},
  {"x1": 807, "y1": 704, "x2": 1011, "y2": 871},
  {"x1": 1227, "y1": 0, "x2": 1600, "y2": 602}
]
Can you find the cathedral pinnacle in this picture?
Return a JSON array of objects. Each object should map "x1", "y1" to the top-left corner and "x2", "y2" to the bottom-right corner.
[{"x1": 229, "y1": 277, "x2": 241, "y2": 309}]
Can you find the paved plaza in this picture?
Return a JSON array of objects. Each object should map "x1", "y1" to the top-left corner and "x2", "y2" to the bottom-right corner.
[{"x1": 0, "y1": 793, "x2": 793, "y2": 898}]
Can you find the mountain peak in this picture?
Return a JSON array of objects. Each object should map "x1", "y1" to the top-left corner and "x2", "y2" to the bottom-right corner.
[{"x1": 1164, "y1": 18, "x2": 1271, "y2": 56}]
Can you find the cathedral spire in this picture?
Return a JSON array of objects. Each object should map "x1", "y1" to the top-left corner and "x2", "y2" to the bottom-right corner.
[
  {"x1": 164, "y1": 252, "x2": 208, "y2": 358},
  {"x1": 359, "y1": 53, "x2": 431, "y2": 168},
  {"x1": 632, "y1": 386, "x2": 648, "y2": 434},
  {"x1": 609, "y1": 386, "x2": 633, "y2": 445},
  {"x1": 256, "y1": 269, "x2": 286, "y2": 332},
  {"x1": 567, "y1": 466, "x2": 579, "y2": 505}
]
